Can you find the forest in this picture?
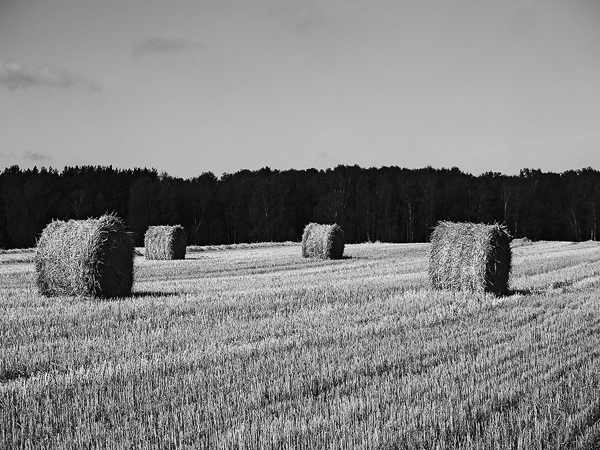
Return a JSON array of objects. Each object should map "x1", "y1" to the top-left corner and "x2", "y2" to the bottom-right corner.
[{"x1": 0, "y1": 164, "x2": 599, "y2": 249}]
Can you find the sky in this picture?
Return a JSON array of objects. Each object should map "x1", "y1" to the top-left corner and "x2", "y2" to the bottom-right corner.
[{"x1": 1, "y1": 0, "x2": 600, "y2": 179}]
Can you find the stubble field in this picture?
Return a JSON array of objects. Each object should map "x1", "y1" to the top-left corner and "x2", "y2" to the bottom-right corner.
[{"x1": 2, "y1": 240, "x2": 600, "y2": 449}]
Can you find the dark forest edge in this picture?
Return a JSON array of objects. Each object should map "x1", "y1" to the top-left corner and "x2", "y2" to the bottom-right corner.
[{"x1": 0, "y1": 164, "x2": 598, "y2": 249}]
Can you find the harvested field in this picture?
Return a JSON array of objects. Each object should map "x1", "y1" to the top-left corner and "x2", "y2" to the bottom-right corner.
[{"x1": 2, "y1": 241, "x2": 600, "y2": 449}]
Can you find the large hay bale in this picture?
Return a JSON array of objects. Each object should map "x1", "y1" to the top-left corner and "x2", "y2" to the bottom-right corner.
[
  {"x1": 35, "y1": 214, "x2": 134, "y2": 298},
  {"x1": 301, "y1": 222, "x2": 345, "y2": 259},
  {"x1": 144, "y1": 225, "x2": 187, "y2": 260},
  {"x1": 429, "y1": 221, "x2": 511, "y2": 295}
]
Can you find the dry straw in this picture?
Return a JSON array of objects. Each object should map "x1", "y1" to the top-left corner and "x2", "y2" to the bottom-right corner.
[
  {"x1": 144, "y1": 225, "x2": 187, "y2": 260},
  {"x1": 35, "y1": 214, "x2": 134, "y2": 298},
  {"x1": 302, "y1": 223, "x2": 345, "y2": 259},
  {"x1": 429, "y1": 221, "x2": 511, "y2": 295}
]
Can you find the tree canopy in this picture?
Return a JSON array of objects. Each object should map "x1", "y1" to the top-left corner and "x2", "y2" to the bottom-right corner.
[{"x1": 1, "y1": 164, "x2": 599, "y2": 249}]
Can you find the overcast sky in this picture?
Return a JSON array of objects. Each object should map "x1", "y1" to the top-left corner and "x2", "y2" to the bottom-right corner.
[{"x1": 1, "y1": 0, "x2": 599, "y2": 179}]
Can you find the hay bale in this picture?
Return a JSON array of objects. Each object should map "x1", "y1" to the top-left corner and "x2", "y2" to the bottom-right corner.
[
  {"x1": 429, "y1": 221, "x2": 511, "y2": 295},
  {"x1": 35, "y1": 214, "x2": 134, "y2": 298},
  {"x1": 144, "y1": 225, "x2": 187, "y2": 260},
  {"x1": 301, "y1": 222, "x2": 345, "y2": 259},
  {"x1": 511, "y1": 237, "x2": 532, "y2": 247}
]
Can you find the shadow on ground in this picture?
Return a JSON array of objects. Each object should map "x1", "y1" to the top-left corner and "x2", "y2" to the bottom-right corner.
[
  {"x1": 505, "y1": 288, "x2": 533, "y2": 297},
  {"x1": 132, "y1": 291, "x2": 181, "y2": 298}
]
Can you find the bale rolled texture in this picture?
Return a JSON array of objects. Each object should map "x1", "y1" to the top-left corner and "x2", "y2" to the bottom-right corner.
[
  {"x1": 301, "y1": 223, "x2": 345, "y2": 259},
  {"x1": 429, "y1": 221, "x2": 511, "y2": 295},
  {"x1": 144, "y1": 225, "x2": 187, "y2": 260},
  {"x1": 35, "y1": 214, "x2": 134, "y2": 298}
]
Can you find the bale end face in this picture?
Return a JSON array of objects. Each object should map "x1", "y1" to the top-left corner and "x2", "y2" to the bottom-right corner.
[{"x1": 429, "y1": 221, "x2": 511, "y2": 295}]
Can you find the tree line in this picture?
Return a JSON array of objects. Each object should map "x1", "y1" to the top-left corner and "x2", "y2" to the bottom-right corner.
[{"x1": 1, "y1": 164, "x2": 599, "y2": 249}]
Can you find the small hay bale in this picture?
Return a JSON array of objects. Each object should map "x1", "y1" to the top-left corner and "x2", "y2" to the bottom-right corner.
[
  {"x1": 35, "y1": 214, "x2": 134, "y2": 298},
  {"x1": 511, "y1": 237, "x2": 532, "y2": 247},
  {"x1": 144, "y1": 225, "x2": 187, "y2": 260},
  {"x1": 429, "y1": 221, "x2": 511, "y2": 295},
  {"x1": 301, "y1": 222, "x2": 345, "y2": 259}
]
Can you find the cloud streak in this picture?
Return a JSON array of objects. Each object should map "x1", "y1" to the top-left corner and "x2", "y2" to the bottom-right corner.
[
  {"x1": 264, "y1": 1, "x2": 327, "y2": 33},
  {"x1": 133, "y1": 37, "x2": 204, "y2": 58},
  {"x1": 0, "y1": 61, "x2": 101, "y2": 92},
  {"x1": 23, "y1": 151, "x2": 53, "y2": 162}
]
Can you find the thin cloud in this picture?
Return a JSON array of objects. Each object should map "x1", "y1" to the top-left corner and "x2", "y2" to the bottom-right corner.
[
  {"x1": 0, "y1": 61, "x2": 101, "y2": 92},
  {"x1": 23, "y1": 151, "x2": 53, "y2": 162},
  {"x1": 133, "y1": 37, "x2": 204, "y2": 58},
  {"x1": 265, "y1": 2, "x2": 327, "y2": 33}
]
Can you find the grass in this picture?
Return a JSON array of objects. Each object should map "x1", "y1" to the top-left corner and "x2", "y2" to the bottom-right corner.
[{"x1": 2, "y1": 241, "x2": 600, "y2": 449}]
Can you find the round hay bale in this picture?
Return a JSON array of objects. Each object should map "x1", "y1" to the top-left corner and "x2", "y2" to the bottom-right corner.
[
  {"x1": 429, "y1": 221, "x2": 511, "y2": 295},
  {"x1": 35, "y1": 214, "x2": 134, "y2": 298},
  {"x1": 144, "y1": 225, "x2": 187, "y2": 260},
  {"x1": 511, "y1": 237, "x2": 532, "y2": 247},
  {"x1": 301, "y1": 222, "x2": 345, "y2": 259}
]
